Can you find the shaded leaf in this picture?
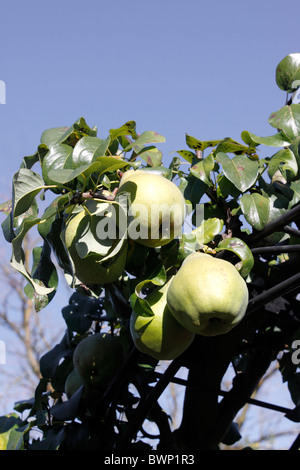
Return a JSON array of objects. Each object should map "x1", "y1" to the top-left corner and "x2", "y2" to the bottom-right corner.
[
  {"x1": 10, "y1": 215, "x2": 54, "y2": 296},
  {"x1": 12, "y1": 169, "x2": 46, "y2": 217}
]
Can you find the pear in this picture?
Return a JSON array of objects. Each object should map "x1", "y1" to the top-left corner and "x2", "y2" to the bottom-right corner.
[
  {"x1": 73, "y1": 333, "x2": 123, "y2": 387},
  {"x1": 64, "y1": 209, "x2": 127, "y2": 286},
  {"x1": 65, "y1": 368, "x2": 85, "y2": 398},
  {"x1": 130, "y1": 279, "x2": 195, "y2": 360},
  {"x1": 116, "y1": 170, "x2": 186, "y2": 247},
  {"x1": 167, "y1": 252, "x2": 249, "y2": 336}
]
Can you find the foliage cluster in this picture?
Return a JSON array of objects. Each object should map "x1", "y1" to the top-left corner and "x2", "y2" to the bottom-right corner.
[{"x1": 1, "y1": 53, "x2": 300, "y2": 450}]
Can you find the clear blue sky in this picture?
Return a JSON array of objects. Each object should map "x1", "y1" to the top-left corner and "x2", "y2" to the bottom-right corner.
[{"x1": 0, "y1": 0, "x2": 299, "y2": 435}]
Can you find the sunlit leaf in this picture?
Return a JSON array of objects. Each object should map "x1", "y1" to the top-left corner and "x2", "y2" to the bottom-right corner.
[
  {"x1": 276, "y1": 53, "x2": 300, "y2": 93},
  {"x1": 216, "y1": 237, "x2": 254, "y2": 278},
  {"x1": 216, "y1": 153, "x2": 259, "y2": 193}
]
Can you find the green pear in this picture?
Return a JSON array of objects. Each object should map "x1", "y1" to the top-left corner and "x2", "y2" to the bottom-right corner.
[
  {"x1": 116, "y1": 170, "x2": 186, "y2": 248},
  {"x1": 64, "y1": 209, "x2": 127, "y2": 286},
  {"x1": 167, "y1": 252, "x2": 249, "y2": 336},
  {"x1": 73, "y1": 333, "x2": 123, "y2": 387},
  {"x1": 65, "y1": 368, "x2": 85, "y2": 398},
  {"x1": 130, "y1": 279, "x2": 195, "y2": 360}
]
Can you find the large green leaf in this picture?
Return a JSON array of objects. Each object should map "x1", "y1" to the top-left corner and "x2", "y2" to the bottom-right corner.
[
  {"x1": 12, "y1": 169, "x2": 46, "y2": 218},
  {"x1": 268, "y1": 104, "x2": 300, "y2": 140},
  {"x1": 42, "y1": 143, "x2": 73, "y2": 186},
  {"x1": 216, "y1": 153, "x2": 259, "y2": 193},
  {"x1": 216, "y1": 237, "x2": 254, "y2": 278},
  {"x1": 240, "y1": 193, "x2": 270, "y2": 231},
  {"x1": 214, "y1": 138, "x2": 251, "y2": 155},
  {"x1": 72, "y1": 135, "x2": 110, "y2": 168},
  {"x1": 241, "y1": 130, "x2": 292, "y2": 147},
  {"x1": 267, "y1": 148, "x2": 298, "y2": 179},
  {"x1": 276, "y1": 53, "x2": 300, "y2": 93},
  {"x1": 40, "y1": 126, "x2": 73, "y2": 147}
]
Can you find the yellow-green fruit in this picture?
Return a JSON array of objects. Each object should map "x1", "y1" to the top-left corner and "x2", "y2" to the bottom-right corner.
[
  {"x1": 65, "y1": 369, "x2": 85, "y2": 398},
  {"x1": 167, "y1": 252, "x2": 249, "y2": 336},
  {"x1": 73, "y1": 333, "x2": 123, "y2": 387},
  {"x1": 117, "y1": 170, "x2": 186, "y2": 247},
  {"x1": 64, "y1": 209, "x2": 127, "y2": 286},
  {"x1": 130, "y1": 279, "x2": 195, "y2": 360}
]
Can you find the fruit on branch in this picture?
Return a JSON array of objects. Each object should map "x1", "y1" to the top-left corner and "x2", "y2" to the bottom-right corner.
[
  {"x1": 167, "y1": 252, "x2": 249, "y2": 336},
  {"x1": 65, "y1": 369, "x2": 85, "y2": 398},
  {"x1": 130, "y1": 279, "x2": 195, "y2": 360},
  {"x1": 64, "y1": 208, "x2": 127, "y2": 286},
  {"x1": 73, "y1": 333, "x2": 123, "y2": 387},
  {"x1": 116, "y1": 170, "x2": 186, "y2": 247}
]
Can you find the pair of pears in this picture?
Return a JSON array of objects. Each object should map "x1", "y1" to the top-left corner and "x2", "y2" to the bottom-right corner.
[{"x1": 130, "y1": 252, "x2": 249, "y2": 360}]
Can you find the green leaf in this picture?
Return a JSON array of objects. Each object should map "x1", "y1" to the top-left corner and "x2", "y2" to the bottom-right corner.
[
  {"x1": 131, "y1": 263, "x2": 167, "y2": 317},
  {"x1": 190, "y1": 153, "x2": 215, "y2": 185},
  {"x1": 41, "y1": 126, "x2": 73, "y2": 147},
  {"x1": 240, "y1": 193, "x2": 270, "y2": 231},
  {"x1": 268, "y1": 104, "x2": 300, "y2": 140},
  {"x1": 41, "y1": 143, "x2": 73, "y2": 186},
  {"x1": 0, "y1": 414, "x2": 25, "y2": 450},
  {"x1": 124, "y1": 131, "x2": 165, "y2": 151},
  {"x1": 24, "y1": 242, "x2": 58, "y2": 312},
  {"x1": 109, "y1": 121, "x2": 138, "y2": 140},
  {"x1": 185, "y1": 134, "x2": 222, "y2": 151},
  {"x1": 191, "y1": 217, "x2": 224, "y2": 245},
  {"x1": 72, "y1": 135, "x2": 110, "y2": 168},
  {"x1": 267, "y1": 148, "x2": 298, "y2": 179},
  {"x1": 10, "y1": 215, "x2": 54, "y2": 296},
  {"x1": 216, "y1": 237, "x2": 254, "y2": 278},
  {"x1": 134, "y1": 145, "x2": 163, "y2": 167},
  {"x1": 173, "y1": 150, "x2": 197, "y2": 164},
  {"x1": 276, "y1": 53, "x2": 300, "y2": 93},
  {"x1": 289, "y1": 179, "x2": 300, "y2": 207},
  {"x1": 216, "y1": 153, "x2": 259, "y2": 193},
  {"x1": 47, "y1": 161, "x2": 98, "y2": 184},
  {"x1": 12, "y1": 169, "x2": 46, "y2": 217},
  {"x1": 241, "y1": 130, "x2": 292, "y2": 147},
  {"x1": 214, "y1": 138, "x2": 251, "y2": 155}
]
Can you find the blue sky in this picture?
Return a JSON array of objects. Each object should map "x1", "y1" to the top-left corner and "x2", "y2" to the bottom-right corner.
[
  {"x1": 0, "y1": 0, "x2": 299, "y2": 198},
  {"x1": 0, "y1": 0, "x2": 299, "y2": 438}
]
